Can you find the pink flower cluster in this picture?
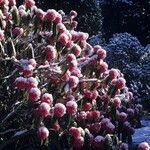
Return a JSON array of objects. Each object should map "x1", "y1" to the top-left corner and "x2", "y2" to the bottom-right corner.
[{"x1": 0, "y1": 0, "x2": 146, "y2": 149}]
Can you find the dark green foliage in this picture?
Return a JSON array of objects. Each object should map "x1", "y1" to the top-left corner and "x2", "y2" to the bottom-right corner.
[{"x1": 101, "y1": 0, "x2": 150, "y2": 45}]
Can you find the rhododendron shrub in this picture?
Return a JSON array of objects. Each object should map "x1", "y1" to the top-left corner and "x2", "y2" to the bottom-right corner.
[{"x1": 0, "y1": 1, "x2": 144, "y2": 149}]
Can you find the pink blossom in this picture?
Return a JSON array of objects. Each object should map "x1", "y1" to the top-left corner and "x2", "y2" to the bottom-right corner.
[
  {"x1": 73, "y1": 136, "x2": 84, "y2": 149},
  {"x1": 72, "y1": 44, "x2": 82, "y2": 57},
  {"x1": 45, "y1": 45, "x2": 56, "y2": 61},
  {"x1": 12, "y1": 27, "x2": 24, "y2": 37},
  {"x1": 15, "y1": 77, "x2": 27, "y2": 89},
  {"x1": 113, "y1": 97, "x2": 121, "y2": 108},
  {"x1": 66, "y1": 100, "x2": 78, "y2": 115},
  {"x1": 37, "y1": 126, "x2": 49, "y2": 140},
  {"x1": 69, "y1": 127, "x2": 81, "y2": 138},
  {"x1": 41, "y1": 93, "x2": 53, "y2": 105},
  {"x1": 70, "y1": 10, "x2": 77, "y2": 18},
  {"x1": 25, "y1": 0, "x2": 35, "y2": 8},
  {"x1": 54, "y1": 103, "x2": 66, "y2": 118},
  {"x1": 26, "y1": 77, "x2": 38, "y2": 89},
  {"x1": 99, "y1": 62, "x2": 108, "y2": 73},
  {"x1": 109, "y1": 68, "x2": 119, "y2": 80},
  {"x1": 138, "y1": 142, "x2": 150, "y2": 150},
  {"x1": 115, "y1": 78, "x2": 126, "y2": 89},
  {"x1": 29, "y1": 87, "x2": 41, "y2": 102},
  {"x1": 37, "y1": 102, "x2": 51, "y2": 118},
  {"x1": 44, "y1": 9, "x2": 57, "y2": 21},
  {"x1": 69, "y1": 76, "x2": 79, "y2": 89}
]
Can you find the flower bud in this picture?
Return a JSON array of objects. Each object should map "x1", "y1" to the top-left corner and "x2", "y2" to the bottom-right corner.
[
  {"x1": 25, "y1": 0, "x2": 35, "y2": 8},
  {"x1": 15, "y1": 77, "x2": 27, "y2": 89},
  {"x1": 26, "y1": 77, "x2": 38, "y2": 89},
  {"x1": 41, "y1": 93, "x2": 53, "y2": 105},
  {"x1": 37, "y1": 102, "x2": 50, "y2": 118},
  {"x1": 37, "y1": 126, "x2": 49, "y2": 140},
  {"x1": 54, "y1": 103, "x2": 66, "y2": 118},
  {"x1": 12, "y1": 27, "x2": 24, "y2": 37},
  {"x1": 70, "y1": 10, "x2": 77, "y2": 18},
  {"x1": 44, "y1": 9, "x2": 57, "y2": 21},
  {"x1": 69, "y1": 76, "x2": 79, "y2": 89},
  {"x1": 113, "y1": 97, "x2": 121, "y2": 108},
  {"x1": 138, "y1": 142, "x2": 150, "y2": 150},
  {"x1": 69, "y1": 127, "x2": 81, "y2": 138},
  {"x1": 66, "y1": 100, "x2": 78, "y2": 115},
  {"x1": 29, "y1": 87, "x2": 41, "y2": 102}
]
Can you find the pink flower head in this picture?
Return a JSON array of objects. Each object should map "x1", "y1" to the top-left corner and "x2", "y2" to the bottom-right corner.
[
  {"x1": 45, "y1": 45, "x2": 56, "y2": 61},
  {"x1": 97, "y1": 48, "x2": 107, "y2": 60},
  {"x1": 78, "y1": 111, "x2": 87, "y2": 121},
  {"x1": 26, "y1": 77, "x2": 38, "y2": 89},
  {"x1": 67, "y1": 54, "x2": 76, "y2": 62},
  {"x1": 69, "y1": 76, "x2": 79, "y2": 89},
  {"x1": 83, "y1": 102, "x2": 92, "y2": 111},
  {"x1": 37, "y1": 126, "x2": 49, "y2": 140},
  {"x1": 19, "y1": 9, "x2": 27, "y2": 17},
  {"x1": 8, "y1": 0, "x2": 16, "y2": 6},
  {"x1": 99, "y1": 62, "x2": 108, "y2": 74},
  {"x1": 113, "y1": 97, "x2": 121, "y2": 108},
  {"x1": 0, "y1": 0, "x2": 8, "y2": 6},
  {"x1": 109, "y1": 68, "x2": 119, "y2": 80},
  {"x1": 41, "y1": 93, "x2": 53, "y2": 105},
  {"x1": 54, "y1": 103, "x2": 66, "y2": 118},
  {"x1": 25, "y1": 0, "x2": 35, "y2": 8},
  {"x1": 0, "y1": 30, "x2": 4, "y2": 42},
  {"x1": 70, "y1": 10, "x2": 77, "y2": 18},
  {"x1": 61, "y1": 70, "x2": 71, "y2": 81},
  {"x1": 28, "y1": 59, "x2": 36, "y2": 68},
  {"x1": 37, "y1": 102, "x2": 51, "y2": 118},
  {"x1": 36, "y1": 9, "x2": 45, "y2": 20},
  {"x1": 72, "y1": 44, "x2": 82, "y2": 57},
  {"x1": 58, "y1": 33, "x2": 69, "y2": 46},
  {"x1": 44, "y1": 9, "x2": 57, "y2": 21},
  {"x1": 78, "y1": 32, "x2": 89, "y2": 41},
  {"x1": 92, "y1": 110, "x2": 101, "y2": 121},
  {"x1": 73, "y1": 136, "x2": 84, "y2": 149},
  {"x1": 66, "y1": 100, "x2": 78, "y2": 115},
  {"x1": 53, "y1": 13, "x2": 62, "y2": 24},
  {"x1": 138, "y1": 142, "x2": 150, "y2": 150},
  {"x1": 12, "y1": 27, "x2": 24, "y2": 37},
  {"x1": 15, "y1": 77, "x2": 27, "y2": 89},
  {"x1": 86, "y1": 111, "x2": 93, "y2": 122},
  {"x1": 56, "y1": 23, "x2": 66, "y2": 33},
  {"x1": 52, "y1": 122, "x2": 60, "y2": 132},
  {"x1": 23, "y1": 64, "x2": 34, "y2": 77},
  {"x1": 94, "y1": 45, "x2": 101, "y2": 53},
  {"x1": 29, "y1": 87, "x2": 41, "y2": 102},
  {"x1": 115, "y1": 78, "x2": 126, "y2": 89},
  {"x1": 69, "y1": 127, "x2": 81, "y2": 138},
  {"x1": 79, "y1": 40, "x2": 87, "y2": 49}
]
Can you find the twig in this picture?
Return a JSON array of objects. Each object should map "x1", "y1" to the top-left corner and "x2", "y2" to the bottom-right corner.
[
  {"x1": 0, "y1": 129, "x2": 19, "y2": 135},
  {"x1": 1, "y1": 101, "x2": 23, "y2": 124},
  {"x1": 1, "y1": 69, "x2": 18, "y2": 80},
  {"x1": 78, "y1": 54, "x2": 97, "y2": 68},
  {"x1": 0, "y1": 130, "x2": 35, "y2": 150},
  {"x1": 79, "y1": 78, "x2": 100, "y2": 83}
]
